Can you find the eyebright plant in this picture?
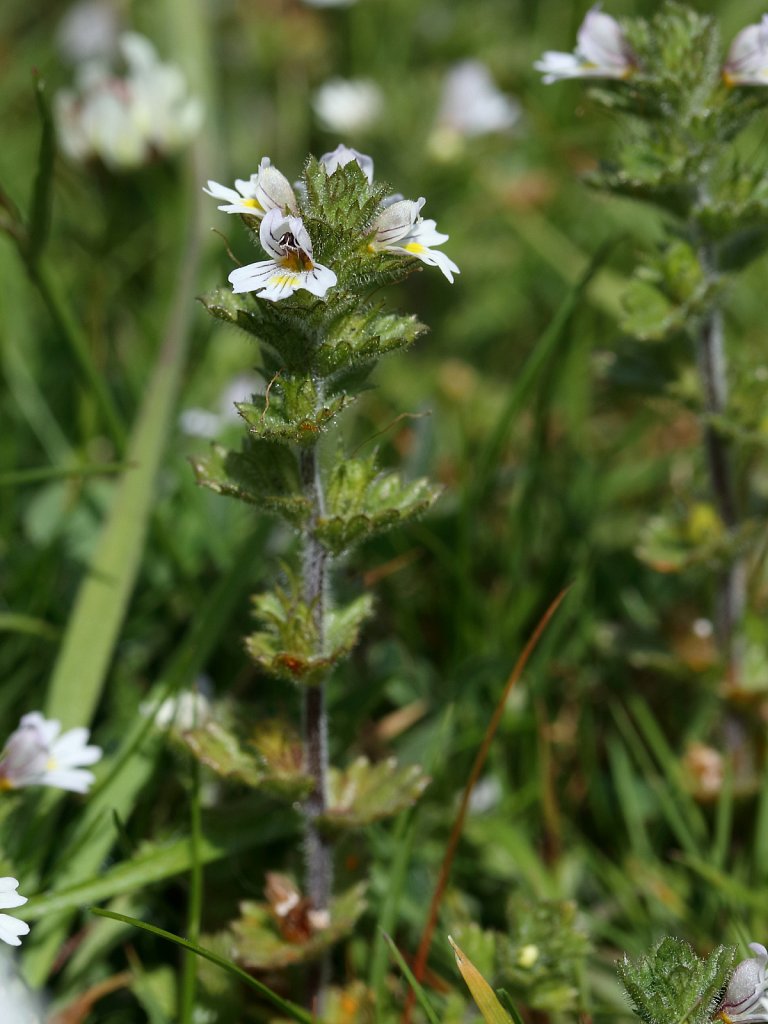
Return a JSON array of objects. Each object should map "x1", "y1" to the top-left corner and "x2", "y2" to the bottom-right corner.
[
  {"x1": 536, "y1": 1, "x2": 768, "y2": 683},
  {"x1": 185, "y1": 143, "x2": 455, "y2": 1000}
]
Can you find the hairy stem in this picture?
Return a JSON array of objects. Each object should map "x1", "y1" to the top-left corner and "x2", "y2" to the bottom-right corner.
[
  {"x1": 299, "y1": 445, "x2": 332, "y2": 1005},
  {"x1": 694, "y1": 264, "x2": 745, "y2": 680}
]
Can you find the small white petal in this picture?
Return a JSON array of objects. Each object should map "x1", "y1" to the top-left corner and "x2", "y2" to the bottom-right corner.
[
  {"x1": 0, "y1": 879, "x2": 27, "y2": 911},
  {"x1": 724, "y1": 17, "x2": 768, "y2": 85},
  {"x1": 259, "y1": 208, "x2": 293, "y2": 259},
  {"x1": 535, "y1": 6, "x2": 635, "y2": 83},
  {"x1": 372, "y1": 199, "x2": 423, "y2": 245},
  {"x1": 578, "y1": 6, "x2": 631, "y2": 71},
  {"x1": 203, "y1": 180, "x2": 242, "y2": 204},
  {"x1": 42, "y1": 768, "x2": 96, "y2": 793},
  {"x1": 298, "y1": 263, "x2": 338, "y2": 297},
  {"x1": 228, "y1": 260, "x2": 279, "y2": 293},
  {"x1": 0, "y1": 914, "x2": 30, "y2": 947}
]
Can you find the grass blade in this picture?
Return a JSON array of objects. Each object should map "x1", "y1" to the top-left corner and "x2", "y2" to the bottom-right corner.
[
  {"x1": 180, "y1": 755, "x2": 203, "y2": 1023},
  {"x1": 91, "y1": 908, "x2": 314, "y2": 1024},
  {"x1": 28, "y1": 75, "x2": 55, "y2": 263},
  {"x1": 381, "y1": 932, "x2": 441, "y2": 1024}
]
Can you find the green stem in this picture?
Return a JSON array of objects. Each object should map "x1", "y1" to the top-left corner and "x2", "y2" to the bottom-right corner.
[
  {"x1": 299, "y1": 445, "x2": 332, "y2": 1008},
  {"x1": 695, "y1": 247, "x2": 745, "y2": 679}
]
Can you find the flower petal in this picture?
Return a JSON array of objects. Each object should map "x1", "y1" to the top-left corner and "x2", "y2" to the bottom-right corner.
[
  {"x1": 578, "y1": 6, "x2": 630, "y2": 70},
  {"x1": 372, "y1": 199, "x2": 424, "y2": 245},
  {"x1": 0, "y1": 914, "x2": 30, "y2": 947},
  {"x1": 228, "y1": 260, "x2": 280, "y2": 293}
]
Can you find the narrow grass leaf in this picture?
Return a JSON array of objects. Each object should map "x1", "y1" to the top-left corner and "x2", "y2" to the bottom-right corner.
[
  {"x1": 0, "y1": 614, "x2": 58, "y2": 640},
  {"x1": 0, "y1": 462, "x2": 133, "y2": 487},
  {"x1": 381, "y1": 932, "x2": 441, "y2": 1024},
  {"x1": 611, "y1": 703, "x2": 701, "y2": 858},
  {"x1": 369, "y1": 705, "x2": 455, "y2": 1019},
  {"x1": 180, "y1": 756, "x2": 203, "y2": 1023},
  {"x1": 473, "y1": 244, "x2": 612, "y2": 499},
  {"x1": 28, "y1": 75, "x2": 55, "y2": 263},
  {"x1": 91, "y1": 909, "x2": 314, "y2": 1024}
]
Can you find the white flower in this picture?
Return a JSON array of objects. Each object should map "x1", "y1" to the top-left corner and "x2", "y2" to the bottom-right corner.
[
  {"x1": 228, "y1": 208, "x2": 337, "y2": 302},
  {"x1": 0, "y1": 713, "x2": 102, "y2": 794},
  {"x1": 720, "y1": 944, "x2": 768, "y2": 1023},
  {"x1": 142, "y1": 679, "x2": 214, "y2": 731},
  {"x1": 179, "y1": 374, "x2": 261, "y2": 438},
  {"x1": 0, "y1": 879, "x2": 29, "y2": 948},
  {"x1": 57, "y1": 1, "x2": 119, "y2": 63},
  {"x1": 369, "y1": 198, "x2": 459, "y2": 283},
  {"x1": 204, "y1": 157, "x2": 297, "y2": 219},
  {"x1": 319, "y1": 144, "x2": 374, "y2": 183},
  {"x1": 534, "y1": 5, "x2": 636, "y2": 84},
  {"x1": 434, "y1": 60, "x2": 520, "y2": 138},
  {"x1": 724, "y1": 16, "x2": 768, "y2": 86},
  {"x1": 312, "y1": 78, "x2": 383, "y2": 134},
  {"x1": 54, "y1": 31, "x2": 203, "y2": 169},
  {"x1": 0, "y1": 950, "x2": 46, "y2": 1019}
]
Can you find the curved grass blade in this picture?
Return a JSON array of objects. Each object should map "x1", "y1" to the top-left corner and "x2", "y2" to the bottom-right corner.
[
  {"x1": 381, "y1": 932, "x2": 440, "y2": 1024},
  {"x1": 92, "y1": 908, "x2": 314, "y2": 1024}
]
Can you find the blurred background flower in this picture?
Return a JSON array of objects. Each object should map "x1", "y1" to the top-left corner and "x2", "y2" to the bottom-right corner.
[
  {"x1": 312, "y1": 76, "x2": 384, "y2": 134},
  {"x1": 54, "y1": 30, "x2": 203, "y2": 169},
  {"x1": 429, "y1": 58, "x2": 521, "y2": 159}
]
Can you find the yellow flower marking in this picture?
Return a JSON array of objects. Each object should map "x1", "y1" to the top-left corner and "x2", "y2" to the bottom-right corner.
[
  {"x1": 0, "y1": 778, "x2": 15, "y2": 791},
  {"x1": 404, "y1": 242, "x2": 426, "y2": 254},
  {"x1": 242, "y1": 197, "x2": 263, "y2": 210},
  {"x1": 271, "y1": 273, "x2": 301, "y2": 288}
]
